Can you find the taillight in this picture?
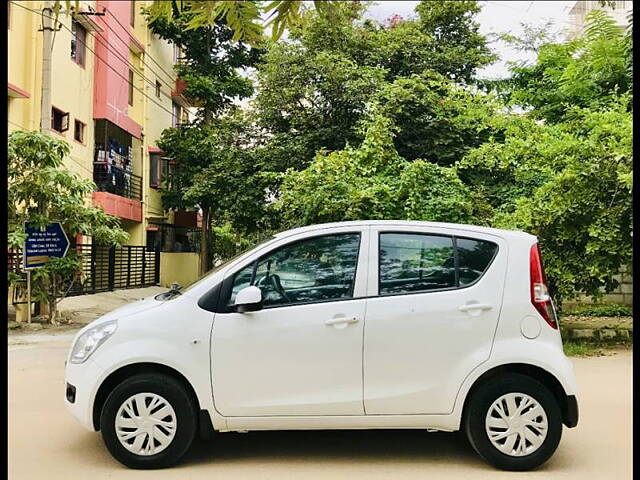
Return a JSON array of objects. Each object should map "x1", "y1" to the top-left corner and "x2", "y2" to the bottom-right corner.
[{"x1": 530, "y1": 243, "x2": 558, "y2": 329}]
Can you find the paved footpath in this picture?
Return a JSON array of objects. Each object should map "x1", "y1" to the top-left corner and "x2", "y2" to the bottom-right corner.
[{"x1": 8, "y1": 332, "x2": 632, "y2": 480}]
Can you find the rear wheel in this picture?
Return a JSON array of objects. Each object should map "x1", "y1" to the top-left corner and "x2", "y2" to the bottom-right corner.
[
  {"x1": 100, "y1": 373, "x2": 197, "y2": 469},
  {"x1": 464, "y1": 373, "x2": 562, "y2": 471}
]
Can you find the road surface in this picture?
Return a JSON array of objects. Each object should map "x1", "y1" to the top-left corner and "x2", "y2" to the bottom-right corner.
[{"x1": 9, "y1": 334, "x2": 632, "y2": 479}]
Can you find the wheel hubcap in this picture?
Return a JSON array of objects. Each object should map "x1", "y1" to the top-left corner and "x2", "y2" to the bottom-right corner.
[
  {"x1": 115, "y1": 393, "x2": 177, "y2": 456},
  {"x1": 485, "y1": 392, "x2": 548, "y2": 457}
]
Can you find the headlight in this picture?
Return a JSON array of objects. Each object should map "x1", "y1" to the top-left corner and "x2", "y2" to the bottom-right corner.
[{"x1": 70, "y1": 320, "x2": 118, "y2": 364}]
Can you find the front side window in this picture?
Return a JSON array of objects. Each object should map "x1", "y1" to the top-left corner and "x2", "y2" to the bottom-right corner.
[
  {"x1": 229, "y1": 233, "x2": 361, "y2": 308},
  {"x1": 379, "y1": 233, "x2": 455, "y2": 295}
]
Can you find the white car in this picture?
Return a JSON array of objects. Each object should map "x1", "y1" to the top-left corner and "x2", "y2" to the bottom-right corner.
[{"x1": 64, "y1": 221, "x2": 578, "y2": 471}]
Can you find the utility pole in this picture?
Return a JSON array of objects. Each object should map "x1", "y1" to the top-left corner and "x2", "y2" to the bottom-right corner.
[
  {"x1": 40, "y1": 0, "x2": 53, "y2": 131},
  {"x1": 28, "y1": 0, "x2": 55, "y2": 322}
]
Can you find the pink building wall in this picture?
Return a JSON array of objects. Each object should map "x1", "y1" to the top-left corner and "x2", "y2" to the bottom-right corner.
[{"x1": 93, "y1": 0, "x2": 142, "y2": 138}]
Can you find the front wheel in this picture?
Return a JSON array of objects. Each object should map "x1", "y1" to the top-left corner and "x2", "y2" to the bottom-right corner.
[
  {"x1": 100, "y1": 373, "x2": 197, "y2": 469},
  {"x1": 464, "y1": 373, "x2": 562, "y2": 471}
]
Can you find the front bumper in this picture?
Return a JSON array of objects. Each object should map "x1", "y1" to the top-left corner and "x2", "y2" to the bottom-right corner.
[
  {"x1": 64, "y1": 357, "x2": 106, "y2": 432},
  {"x1": 563, "y1": 395, "x2": 579, "y2": 428}
]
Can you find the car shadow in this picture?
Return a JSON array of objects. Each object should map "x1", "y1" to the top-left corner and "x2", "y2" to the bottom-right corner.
[{"x1": 180, "y1": 429, "x2": 488, "y2": 468}]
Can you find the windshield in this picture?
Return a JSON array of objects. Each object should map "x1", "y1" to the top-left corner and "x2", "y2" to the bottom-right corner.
[{"x1": 180, "y1": 236, "x2": 275, "y2": 293}]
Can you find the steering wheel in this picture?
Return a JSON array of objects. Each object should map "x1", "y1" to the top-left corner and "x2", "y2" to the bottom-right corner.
[{"x1": 269, "y1": 274, "x2": 291, "y2": 304}]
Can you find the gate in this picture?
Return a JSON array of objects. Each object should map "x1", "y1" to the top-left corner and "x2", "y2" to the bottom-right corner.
[
  {"x1": 7, "y1": 244, "x2": 160, "y2": 302},
  {"x1": 69, "y1": 244, "x2": 160, "y2": 296}
]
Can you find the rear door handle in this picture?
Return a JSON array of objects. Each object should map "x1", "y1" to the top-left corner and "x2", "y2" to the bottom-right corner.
[
  {"x1": 459, "y1": 303, "x2": 493, "y2": 312},
  {"x1": 325, "y1": 317, "x2": 359, "y2": 326}
]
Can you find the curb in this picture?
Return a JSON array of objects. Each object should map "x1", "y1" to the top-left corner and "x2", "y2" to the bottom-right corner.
[{"x1": 562, "y1": 327, "x2": 633, "y2": 343}]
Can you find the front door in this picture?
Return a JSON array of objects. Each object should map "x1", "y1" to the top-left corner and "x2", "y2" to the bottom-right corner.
[
  {"x1": 211, "y1": 229, "x2": 368, "y2": 417},
  {"x1": 363, "y1": 226, "x2": 507, "y2": 415}
]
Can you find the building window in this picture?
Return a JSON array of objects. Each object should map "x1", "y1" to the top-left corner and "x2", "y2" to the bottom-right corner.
[
  {"x1": 173, "y1": 44, "x2": 180, "y2": 64},
  {"x1": 172, "y1": 102, "x2": 181, "y2": 128},
  {"x1": 51, "y1": 107, "x2": 69, "y2": 133},
  {"x1": 150, "y1": 153, "x2": 162, "y2": 188},
  {"x1": 74, "y1": 120, "x2": 85, "y2": 143},
  {"x1": 155, "y1": 80, "x2": 161, "y2": 98},
  {"x1": 130, "y1": 1, "x2": 136, "y2": 27},
  {"x1": 71, "y1": 20, "x2": 86, "y2": 66},
  {"x1": 128, "y1": 70, "x2": 134, "y2": 106}
]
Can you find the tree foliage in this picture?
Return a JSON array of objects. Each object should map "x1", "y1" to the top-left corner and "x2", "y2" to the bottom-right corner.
[
  {"x1": 8, "y1": 131, "x2": 128, "y2": 323},
  {"x1": 56, "y1": 0, "x2": 346, "y2": 44},
  {"x1": 255, "y1": 1, "x2": 496, "y2": 172},
  {"x1": 499, "y1": 10, "x2": 632, "y2": 122},
  {"x1": 459, "y1": 16, "x2": 633, "y2": 304},
  {"x1": 277, "y1": 112, "x2": 476, "y2": 227}
]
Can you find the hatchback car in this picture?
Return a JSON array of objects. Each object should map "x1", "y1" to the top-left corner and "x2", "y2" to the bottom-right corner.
[{"x1": 64, "y1": 221, "x2": 578, "y2": 470}]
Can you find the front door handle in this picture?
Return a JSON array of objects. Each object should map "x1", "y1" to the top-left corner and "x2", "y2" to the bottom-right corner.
[
  {"x1": 325, "y1": 317, "x2": 359, "y2": 326},
  {"x1": 459, "y1": 303, "x2": 493, "y2": 312}
]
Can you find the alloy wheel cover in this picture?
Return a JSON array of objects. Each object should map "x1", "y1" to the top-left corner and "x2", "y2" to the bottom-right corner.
[
  {"x1": 115, "y1": 392, "x2": 177, "y2": 456},
  {"x1": 485, "y1": 392, "x2": 548, "y2": 457}
]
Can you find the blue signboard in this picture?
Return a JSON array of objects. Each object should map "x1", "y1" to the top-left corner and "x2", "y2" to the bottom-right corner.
[{"x1": 23, "y1": 222, "x2": 70, "y2": 269}]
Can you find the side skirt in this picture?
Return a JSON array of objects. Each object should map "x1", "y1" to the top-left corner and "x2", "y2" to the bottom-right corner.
[{"x1": 214, "y1": 414, "x2": 460, "y2": 433}]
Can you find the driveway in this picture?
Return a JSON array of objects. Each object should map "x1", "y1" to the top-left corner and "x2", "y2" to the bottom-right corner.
[{"x1": 9, "y1": 335, "x2": 632, "y2": 479}]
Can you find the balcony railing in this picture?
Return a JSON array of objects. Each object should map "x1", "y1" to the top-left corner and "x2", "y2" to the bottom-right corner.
[{"x1": 93, "y1": 162, "x2": 142, "y2": 201}]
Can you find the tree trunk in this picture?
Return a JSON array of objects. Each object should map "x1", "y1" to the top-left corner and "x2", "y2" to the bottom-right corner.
[
  {"x1": 199, "y1": 207, "x2": 210, "y2": 275},
  {"x1": 48, "y1": 275, "x2": 58, "y2": 325}
]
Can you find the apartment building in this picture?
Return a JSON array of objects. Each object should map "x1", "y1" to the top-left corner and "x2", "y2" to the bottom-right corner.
[
  {"x1": 8, "y1": 1, "x2": 200, "y2": 294},
  {"x1": 568, "y1": 0, "x2": 633, "y2": 38}
]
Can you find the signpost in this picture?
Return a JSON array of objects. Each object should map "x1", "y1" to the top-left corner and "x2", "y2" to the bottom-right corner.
[{"x1": 23, "y1": 222, "x2": 70, "y2": 322}]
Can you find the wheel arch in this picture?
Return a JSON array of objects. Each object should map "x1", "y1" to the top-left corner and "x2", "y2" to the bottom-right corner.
[
  {"x1": 460, "y1": 363, "x2": 573, "y2": 428},
  {"x1": 92, "y1": 362, "x2": 201, "y2": 431}
]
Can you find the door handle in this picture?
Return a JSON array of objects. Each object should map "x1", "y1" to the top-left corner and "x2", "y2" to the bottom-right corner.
[
  {"x1": 459, "y1": 303, "x2": 493, "y2": 312},
  {"x1": 325, "y1": 317, "x2": 359, "y2": 326}
]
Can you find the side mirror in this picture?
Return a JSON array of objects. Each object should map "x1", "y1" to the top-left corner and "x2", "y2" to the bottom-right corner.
[{"x1": 234, "y1": 286, "x2": 263, "y2": 313}]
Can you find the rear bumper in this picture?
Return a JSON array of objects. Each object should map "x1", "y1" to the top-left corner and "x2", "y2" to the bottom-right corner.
[{"x1": 563, "y1": 395, "x2": 579, "y2": 428}]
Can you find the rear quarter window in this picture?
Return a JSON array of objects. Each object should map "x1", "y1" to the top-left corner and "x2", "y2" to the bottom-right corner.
[{"x1": 456, "y1": 237, "x2": 499, "y2": 286}]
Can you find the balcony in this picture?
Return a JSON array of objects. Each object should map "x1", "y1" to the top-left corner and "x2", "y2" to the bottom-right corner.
[
  {"x1": 93, "y1": 163, "x2": 143, "y2": 222},
  {"x1": 172, "y1": 77, "x2": 200, "y2": 108}
]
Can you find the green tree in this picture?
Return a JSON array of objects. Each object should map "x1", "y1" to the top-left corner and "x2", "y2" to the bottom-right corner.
[
  {"x1": 8, "y1": 130, "x2": 128, "y2": 324},
  {"x1": 55, "y1": 1, "x2": 345, "y2": 44},
  {"x1": 458, "y1": 98, "x2": 632, "y2": 305},
  {"x1": 255, "y1": 1, "x2": 496, "y2": 173},
  {"x1": 499, "y1": 10, "x2": 632, "y2": 122},
  {"x1": 157, "y1": 113, "x2": 270, "y2": 272},
  {"x1": 144, "y1": 6, "x2": 262, "y2": 273},
  {"x1": 277, "y1": 112, "x2": 476, "y2": 227}
]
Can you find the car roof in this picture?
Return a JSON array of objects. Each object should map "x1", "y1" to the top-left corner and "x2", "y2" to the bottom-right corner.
[{"x1": 274, "y1": 220, "x2": 535, "y2": 241}]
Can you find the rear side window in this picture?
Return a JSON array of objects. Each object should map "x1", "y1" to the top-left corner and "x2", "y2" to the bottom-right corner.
[
  {"x1": 457, "y1": 237, "x2": 499, "y2": 286},
  {"x1": 379, "y1": 233, "x2": 498, "y2": 296},
  {"x1": 379, "y1": 234, "x2": 455, "y2": 295}
]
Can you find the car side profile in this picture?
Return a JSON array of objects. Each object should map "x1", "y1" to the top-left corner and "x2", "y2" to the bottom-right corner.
[{"x1": 64, "y1": 221, "x2": 578, "y2": 471}]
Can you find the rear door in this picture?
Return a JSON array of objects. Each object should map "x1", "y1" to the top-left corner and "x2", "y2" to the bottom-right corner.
[{"x1": 363, "y1": 225, "x2": 507, "y2": 415}]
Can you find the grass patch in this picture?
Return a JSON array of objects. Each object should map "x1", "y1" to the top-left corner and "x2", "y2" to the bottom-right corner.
[
  {"x1": 563, "y1": 340, "x2": 630, "y2": 357},
  {"x1": 563, "y1": 302, "x2": 632, "y2": 317}
]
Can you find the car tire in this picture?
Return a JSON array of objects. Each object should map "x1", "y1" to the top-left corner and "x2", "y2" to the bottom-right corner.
[
  {"x1": 100, "y1": 373, "x2": 197, "y2": 469},
  {"x1": 463, "y1": 373, "x2": 562, "y2": 471}
]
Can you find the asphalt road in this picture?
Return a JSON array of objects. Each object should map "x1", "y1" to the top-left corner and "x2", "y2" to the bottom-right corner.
[{"x1": 9, "y1": 334, "x2": 632, "y2": 479}]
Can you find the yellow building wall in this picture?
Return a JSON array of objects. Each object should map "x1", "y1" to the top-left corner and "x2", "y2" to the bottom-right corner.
[
  {"x1": 49, "y1": 7, "x2": 96, "y2": 181},
  {"x1": 142, "y1": 15, "x2": 179, "y2": 226},
  {"x1": 8, "y1": 1, "x2": 199, "y2": 294},
  {"x1": 159, "y1": 252, "x2": 200, "y2": 288},
  {"x1": 8, "y1": 1, "x2": 43, "y2": 132}
]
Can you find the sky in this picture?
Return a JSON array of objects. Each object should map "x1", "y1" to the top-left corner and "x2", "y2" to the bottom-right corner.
[{"x1": 364, "y1": 1, "x2": 577, "y2": 79}]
